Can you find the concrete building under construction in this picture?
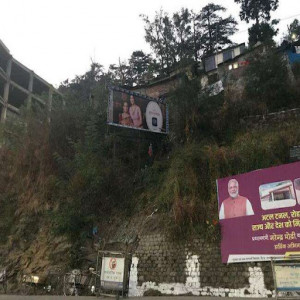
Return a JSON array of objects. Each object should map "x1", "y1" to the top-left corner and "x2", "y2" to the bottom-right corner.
[{"x1": 0, "y1": 39, "x2": 63, "y2": 123}]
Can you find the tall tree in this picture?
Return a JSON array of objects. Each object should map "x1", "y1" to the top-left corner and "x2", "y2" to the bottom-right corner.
[
  {"x1": 200, "y1": 3, "x2": 237, "y2": 55},
  {"x1": 128, "y1": 51, "x2": 156, "y2": 85},
  {"x1": 108, "y1": 58, "x2": 134, "y2": 87},
  {"x1": 234, "y1": 0, "x2": 279, "y2": 24},
  {"x1": 190, "y1": 10, "x2": 203, "y2": 63},
  {"x1": 59, "y1": 62, "x2": 105, "y2": 102},
  {"x1": 248, "y1": 20, "x2": 279, "y2": 47},
  {"x1": 141, "y1": 10, "x2": 177, "y2": 73},
  {"x1": 234, "y1": 0, "x2": 279, "y2": 45},
  {"x1": 173, "y1": 8, "x2": 193, "y2": 62}
]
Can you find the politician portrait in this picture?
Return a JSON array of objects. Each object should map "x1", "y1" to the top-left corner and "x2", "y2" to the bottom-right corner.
[{"x1": 219, "y1": 179, "x2": 254, "y2": 220}]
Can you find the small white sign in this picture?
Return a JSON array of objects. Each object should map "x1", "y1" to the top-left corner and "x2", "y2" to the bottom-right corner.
[
  {"x1": 101, "y1": 257, "x2": 125, "y2": 290},
  {"x1": 275, "y1": 265, "x2": 300, "y2": 291}
]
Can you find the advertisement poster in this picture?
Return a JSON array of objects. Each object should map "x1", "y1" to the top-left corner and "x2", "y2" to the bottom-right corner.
[
  {"x1": 107, "y1": 86, "x2": 168, "y2": 134},
  {"x1": 101, "y1": 257, "x2": 125, "y2": 290},
  {"x1": 217, "y1": 161, "x2": 300, "y2": 263}
]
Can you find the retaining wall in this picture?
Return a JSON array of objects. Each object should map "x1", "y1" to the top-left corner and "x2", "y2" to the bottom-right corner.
[{"x1": 128, "y1": 234, "x2": 274, "y2": 297}]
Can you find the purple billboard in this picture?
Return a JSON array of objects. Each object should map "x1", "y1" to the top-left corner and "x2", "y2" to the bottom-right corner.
[{"x1": 217, "y1": 161, "x2": 300, "y2": 263}]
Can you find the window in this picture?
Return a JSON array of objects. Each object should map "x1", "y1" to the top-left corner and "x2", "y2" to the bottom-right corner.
[
  {"x1": 205, "y1": 56, "x2": 216, "y2": 72},
  {"x1": 223, "y1": 50, "x2": 232, "y2": 62},
  {"x1": 273, "y1": 191, "x2": 291, "y2": 201}
]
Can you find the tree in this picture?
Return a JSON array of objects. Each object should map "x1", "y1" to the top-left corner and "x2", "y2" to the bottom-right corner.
[
  {"x1": 108, "y1": 58, "x2": 133, "y2": 87},
  {"x1": 244, "y1": 49, "x2": 293, "y2": 111},
  {"x1": 248, "y1": 20, "x2": 279, "y2": 47},
  {"x1": 200, "y1": 3, "x2": 238, "y2": 55},
  {"x1": 190, "y1": 11, "x2": 202, "y2": 62},
  {"x1": 286, "y1": 19, "x2": 300, "y2": 41},
  {"x1": 128, "y1": 51, "x2": 156, "y2": 85},
  {"x1": 173, "y1": 8, "x2": 193, "y2": 62},
  {"x1": 59, "y1": 62, "x2": 105, "y2": 102},
  {"x1": 141, "y1": 5, "x2": 237, "y2": 68},
  {"x1": 234, "y1": 0, "x2": 279, "y2": 24},
  {"x1": 234, "y1": 0, "x2": 279, "y2": 45},
  {"x1": 141, "y1": 10, "x2": 177, "y2": 73}
]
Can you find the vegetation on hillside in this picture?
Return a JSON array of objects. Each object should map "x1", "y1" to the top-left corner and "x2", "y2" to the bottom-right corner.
[{"x1": 0, "y1": 2, "x2": 300, "y2": 275}]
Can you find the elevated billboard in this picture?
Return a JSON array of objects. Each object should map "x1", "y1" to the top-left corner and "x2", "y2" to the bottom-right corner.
[
  {"x1": 217, "y1": 161, "x2": 300, "y2": 263},
  {"x1": 107, "y1": 86, "x2": 168, "y2": 134}
]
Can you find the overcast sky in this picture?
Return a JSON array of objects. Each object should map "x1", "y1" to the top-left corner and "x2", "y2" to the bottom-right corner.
[{"x1": 1, "y1": 0, "x2": 299, "y2": 87}]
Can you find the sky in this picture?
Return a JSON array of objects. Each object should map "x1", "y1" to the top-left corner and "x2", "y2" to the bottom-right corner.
[{"x1": 1, "y1": 0, "x2": 300, "y2": 87}]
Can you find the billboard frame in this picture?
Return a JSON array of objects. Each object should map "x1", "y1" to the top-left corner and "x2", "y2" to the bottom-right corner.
[
  {"x1": 107, "y1": 85, "x2": 169, "y2": 135},
  {"x1": 216, "y1": 161, "x2": 300, "y2": 264},
  {"x1": 95, "y1": 250, "x2": 131, "y2": 297}
]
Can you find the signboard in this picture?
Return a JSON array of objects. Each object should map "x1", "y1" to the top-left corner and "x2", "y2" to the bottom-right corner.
[
  {"x1": 107, "y1": 86, "x2": 168, "y2": 134},
  {"x1": 100, "y1": 257, "x2": 125, "y2": 290},
  {"x1": 274, "y1": 265, "x2": 300, "y2": 291},
  {"x1": 217, "y1": 161, "x2": 300, "y2": 263}
]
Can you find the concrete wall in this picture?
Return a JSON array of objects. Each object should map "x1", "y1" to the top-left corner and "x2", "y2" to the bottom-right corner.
[
  {"x1": 133, "y1": 76, "x2": 180, "y2": 99},
  {"x1": 128, "y1": 234, "x2": 274, "y2": 298}
]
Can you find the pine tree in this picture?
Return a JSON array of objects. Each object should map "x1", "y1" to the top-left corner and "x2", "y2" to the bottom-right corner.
[
  {"x1": 200, "y1": 3, "x2": 237, "y2": 55},
  {"x1": 234, "y1": 0, "x2": 279, "y2": 45},
  {"x1": 234, "y1": 0, "x2": 279, "y2": 24}
]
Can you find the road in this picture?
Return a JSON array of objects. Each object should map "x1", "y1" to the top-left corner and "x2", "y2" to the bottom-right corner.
[{"x1": 0, "y1": 296, "x2": 267, "y2": 300}]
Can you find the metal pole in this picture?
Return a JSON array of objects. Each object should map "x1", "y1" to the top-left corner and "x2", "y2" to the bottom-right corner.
[{"x1": 271, "y1": 258, "x2": 278, "y2": 300}]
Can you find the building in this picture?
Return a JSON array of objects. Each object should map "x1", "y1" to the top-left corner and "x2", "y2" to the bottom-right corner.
[
  {"x1": 203, "y1": 43, "x2": 246, "y2": 74},
  {"x1": 129, "y1": 44, "x2": 249, "y2": 100},
  {"x1": 129, "y1": 40, "x2": 300, "y2": 103},
  {"x1": 260, "y1": 181, "x2": 296, "y2": 210},
  {"x1": 0, "y1": 39, "x2": 63, "y2": 123}
]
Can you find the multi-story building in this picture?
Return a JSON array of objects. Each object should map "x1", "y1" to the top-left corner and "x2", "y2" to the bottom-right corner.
[{"x1": 0, "y1": 39, "x2": 63, "y2": 123}]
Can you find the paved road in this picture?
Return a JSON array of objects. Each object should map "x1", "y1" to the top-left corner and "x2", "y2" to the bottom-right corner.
[{"x1": 0, "y1": 296, "x2": 267, "y2": 300}]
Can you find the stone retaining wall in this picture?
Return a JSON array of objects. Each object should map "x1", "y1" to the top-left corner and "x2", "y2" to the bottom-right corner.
[
  {"x1": 128, "y1": 234, "x2": 274, "y2": 298},
  {"x1": 241, "y1": 108, "x2": 300, "y2": 128}
]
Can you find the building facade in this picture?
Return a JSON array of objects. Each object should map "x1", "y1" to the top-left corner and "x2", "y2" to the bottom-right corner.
[{"x1": 0, "y1": 39, "x2": 62, "y2": 123}]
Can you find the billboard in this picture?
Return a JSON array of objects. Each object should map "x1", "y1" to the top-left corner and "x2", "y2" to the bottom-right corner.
[
  {"x1": 107, "y1": 86, "x2": 168, "y2": 134},
  {"x1": 217, "y1": 161, "x2": 300, "y2": 263},
  {"x1": 100, "y1": 257, "x2": 125, "y2": 290}
]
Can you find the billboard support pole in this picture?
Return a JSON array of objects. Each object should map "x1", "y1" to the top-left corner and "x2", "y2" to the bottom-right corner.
[
  {"x1": 138, "y1": 131, "x2": 141, "y2": 169},
  {"x1": 271, "y1": 258, "x2": 278, "y2": 300},
  {"x1": 113, "y1": 133, "x2": 116, "y2": 164}
]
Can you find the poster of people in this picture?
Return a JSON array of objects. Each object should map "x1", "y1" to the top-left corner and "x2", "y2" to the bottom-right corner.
[
  {"x1": 217, "y1": 161, "x2": 300, "y2": 263},
  {"x1": 107, "y1": 86, "x2": 168, "y2": 134}
]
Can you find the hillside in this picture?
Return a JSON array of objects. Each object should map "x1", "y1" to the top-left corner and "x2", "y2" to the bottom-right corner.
[{"x1": 0, "y1": 46, "x2": 300, "y2": 294}]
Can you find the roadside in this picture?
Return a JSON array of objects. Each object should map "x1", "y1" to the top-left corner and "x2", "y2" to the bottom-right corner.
[{"x1": 0, "y1": 296, "x2": 269, "y2": 300}]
